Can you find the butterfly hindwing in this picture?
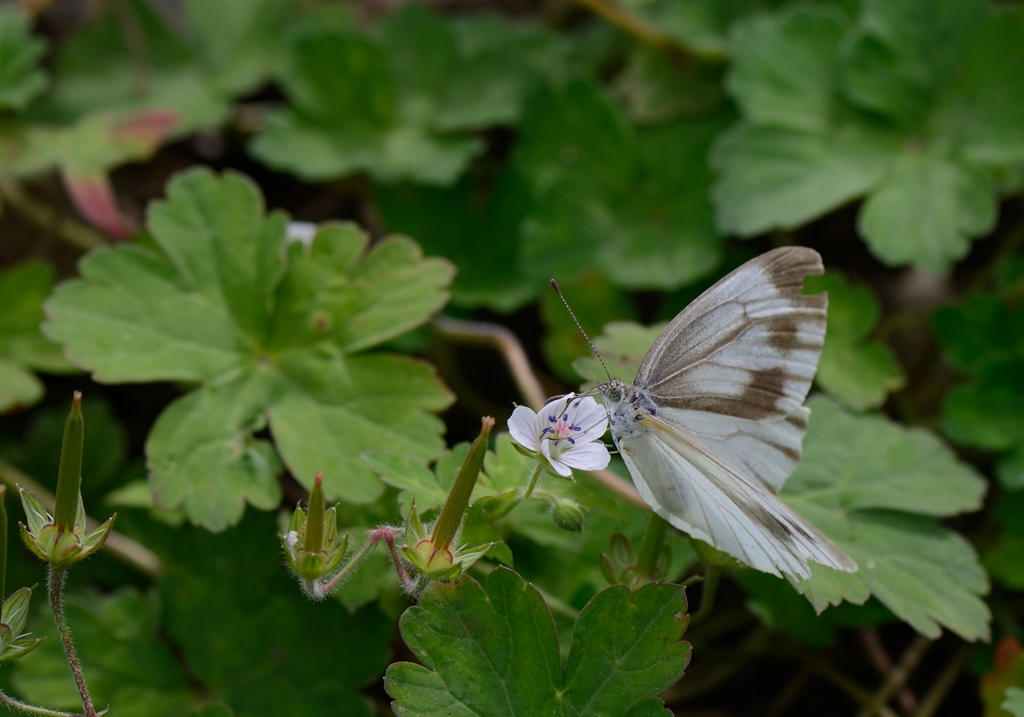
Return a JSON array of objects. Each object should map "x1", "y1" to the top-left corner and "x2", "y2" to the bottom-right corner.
[{"x1": 618, "y1": 413, "x2": 857, "y2": 577}]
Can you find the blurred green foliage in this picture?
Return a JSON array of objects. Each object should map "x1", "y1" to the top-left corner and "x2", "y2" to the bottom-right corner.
[{"x1": 1, "y1": 0, "x2": 1023, "y2": 713}]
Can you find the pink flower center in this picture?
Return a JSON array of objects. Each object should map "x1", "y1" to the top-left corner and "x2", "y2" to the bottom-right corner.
[{"x1": 542, "y1": 411, "x2": 581, "y2": 445}]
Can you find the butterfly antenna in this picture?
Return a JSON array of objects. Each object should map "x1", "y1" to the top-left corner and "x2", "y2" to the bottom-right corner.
[{"x1": 550, "y1": 279, "x2": 612, "y2": 383}]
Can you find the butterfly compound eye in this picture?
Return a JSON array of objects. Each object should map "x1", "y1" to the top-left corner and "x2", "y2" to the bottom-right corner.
[{"x1": 605, "y1": 386, "x2": 622, "y2": 402}]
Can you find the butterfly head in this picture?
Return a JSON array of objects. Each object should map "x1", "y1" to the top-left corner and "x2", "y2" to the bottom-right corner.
[{"x1": 598, "y1": 378, "x2": 626, "y2": 405}]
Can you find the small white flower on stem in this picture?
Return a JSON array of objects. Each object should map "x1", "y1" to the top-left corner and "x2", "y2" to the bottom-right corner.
[{"x1": 508, "y1": 394, "x2": 610, "y2": 477}]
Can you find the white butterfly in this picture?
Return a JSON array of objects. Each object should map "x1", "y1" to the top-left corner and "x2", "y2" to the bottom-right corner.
[{"x1": 597, "y1": 246, "x2": 857, "y2": 578}]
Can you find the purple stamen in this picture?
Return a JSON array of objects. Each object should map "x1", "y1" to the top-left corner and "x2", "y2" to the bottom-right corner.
[
  {"x1": 549, "y1": 415, "x2": 557, "y2": 423},
  {"x1": 568, "y1": 437, "x2": 575, "y2": 444}
]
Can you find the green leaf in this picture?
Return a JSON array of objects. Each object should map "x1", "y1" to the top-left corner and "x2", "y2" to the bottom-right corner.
[
  {"x1": 516, "y1": 82, "x2": 725, "y2": 290},
  {"x1": 804, "y1": 272, "x2": 904, "y2": 410},
  {"x1": 158, "y1": 512, "x2": 392, "y2": 717},
  {"x1": 385, "y1": 567, "x2": 690, "y2": 716},
  {"x1": 363, "y1": 444, "x2": 469, "y2": 515},
  {"x1": 715, "y1": 0, "x2": 1006, "y2": 273},
  {"x1": 377, "y1": 171, "x2": 539, "y2": 312},
  {"x1": 0, "y1": 7, "x2": 47, "y2": 111},
  {"x1": 268, "y1": 353, "x2": 452, "y2": 506},
  {"x1": 934, "y1": 295, "x2": 1024, "y2": 376},
  {"x1": 726, "y1": 5, "x2": 849, "y2": 133},
  {"x1": 380, "y1": 5, "x2": 567, "y2": 132},
  {"x1": 944, "y1": 359, "x2": 1024, "y2": 452},
  {"x1": 250, "y1": 14, "x2": 490, "y2": 185},
  {"x1": 936, "y1": 293, "x2": 1024, "y2": 485},
  {"x1": 936, "y1": 6, "x2": 1024, "y2": 168},
  {"x1": 11, "y1": 588, "x2": 197, "y2": 713},
  {"x1": 33, "y1": 0, "x2": 229, "y2": 130},
  {"x1": 711, "y1": 122, "x2": 894, "y2": 236},
  {"x1": 858, "y1": 150, "x2": 996, "y2": 273},
  {"x1": 783, "y1": 398, "x2": 990, "y2": 641},
  {"x1": 182, "y1": 0, "x2": 296, "y2": 94},
  {"x1": 983, "y1": 491, "x2": 1024, "y2": 591},
  {"x1": 14, "y1": 512, "x2": 394, "y2": 716},
  {"x1": 611, "y1": 44, "x2": 724, "y2": 124},
  {"x1": 45, "y1": 168, "x2": 454, "y2": 528},
  {"x1": 0, "y1": 359, "x2": 41, "y2": 415},
  {"x1": 842, "y1": 0, "x2": 989, "y2": 132},
  {"x1": 1005, "y1": 687, "x2": 1024, "y2": 717},
  {"x1": 147, "y1": 373, "x2": 283, "y2": 532},
  {"x1": 997, "y1": 448, "x2": 1024, "y2": 492},
  {"x1": 0, "y1": 262, "x2": 74, "y2": 412}
]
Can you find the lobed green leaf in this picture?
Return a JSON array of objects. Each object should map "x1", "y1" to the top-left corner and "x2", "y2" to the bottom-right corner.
[
  {"x1": 45, "y1": 167, "x2": 454, "y2": 529},
  {"x1": 386, "y1": 567, "x2": 690, "y2": 716}
]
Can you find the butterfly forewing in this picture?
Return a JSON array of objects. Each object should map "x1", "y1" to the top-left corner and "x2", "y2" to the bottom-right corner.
[
  {"x1": 635, "y1": 246, "x2": 827, "y2": 422},
  {"x1": 600, "y1": 246, "x2": 857, "y2": 577}
]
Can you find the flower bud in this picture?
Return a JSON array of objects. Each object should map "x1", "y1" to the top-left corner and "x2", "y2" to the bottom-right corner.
[
  {"x1": 281, "y1": 473, "x2": 348, "y2": 587},
  {"x1": 54, "y1": 391, "x2": 84, "y2": 534},
  {"x1": 547, "y1": 495, "x2": 585, "y2": 532},
  {"x1": 18, "y1": 393, "x2": 115, "y2": 567},
  {"x1": 0, "y1": 587, "x2": 44, "y2": 664}
]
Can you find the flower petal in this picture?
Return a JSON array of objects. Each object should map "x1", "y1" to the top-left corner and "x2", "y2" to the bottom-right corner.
[
  {"x1": 568, "y1": 397, "x2": 609, "y2": 443},
  {"x1": 508, "y1": 405, "x2": 542, "y2": 451},
  {"x1": 559, "y1": 442, "x2": 611, "y2": 471},
  {"x1": 541, "y1": 440, "x2": 573, "y2": 476}
]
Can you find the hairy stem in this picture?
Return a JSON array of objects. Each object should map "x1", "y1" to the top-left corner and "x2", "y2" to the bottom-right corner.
[
  {"x1": 47, "y1": 567, "x2": 97, "y2": 717},
  {"x1": 523, "y1": 461, "x2": 545, "y2": 500},
  {"x1": 315, "y1": 534, "x2": 381, "y2": 597},
  {"x1": 383, "y1": 532, "x2": 417, "y2": 593},
  {"x1": 431, "y1": 316, "x2": 546, "y2": 411},
  {"x1": 0, "y1": 690, "x2": 82, "y2": 717}
]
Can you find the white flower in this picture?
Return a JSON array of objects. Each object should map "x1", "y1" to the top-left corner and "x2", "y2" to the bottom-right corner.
[
  {"x1": 285, "y1": 221, "x2": 318, "y2": 248},
  {"x1": 508, "y1": 394, "x2": 610, "y2": 477}
]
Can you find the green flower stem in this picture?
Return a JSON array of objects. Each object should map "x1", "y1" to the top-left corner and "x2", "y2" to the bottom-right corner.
[
  {"x1": 522, "y1": 461, "x2": 545, "y2": 500},
  {"x1": 0, "y1": 690, "x2": 83, "y2": 717},
  {"x1": 54, "y1": 393, "x2": 84, "y2": 535},
  {"x1": 690, "y1": 564, "x2": 720, "y2": 624},
  {"x1": 635, "y1": 512, "x2": 668, "y2": 579},
  {"x1": 47, "y1": 566, "x2": 98, "y2": 717},
  {"x1": 432, "y1": 417, "x2": 494, "y2": 550}
]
